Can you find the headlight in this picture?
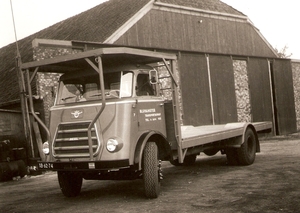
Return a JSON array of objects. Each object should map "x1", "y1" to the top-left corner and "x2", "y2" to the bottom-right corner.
[
  {"x1": 42, "y1": 141, "x2": 50, "y2": 155},
  {"x1": 106, "y1": 138, "x2": 119, "y2": 152}
]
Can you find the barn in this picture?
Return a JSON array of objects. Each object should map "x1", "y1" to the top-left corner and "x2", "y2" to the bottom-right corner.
[{"x1": 0, "y1": 0, "x2": 297, "y2": 161}]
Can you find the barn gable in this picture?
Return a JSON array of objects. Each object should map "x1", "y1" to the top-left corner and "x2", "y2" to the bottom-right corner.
[{"x1": 114, "y1": 1, "x2": 277, "y2": 57}]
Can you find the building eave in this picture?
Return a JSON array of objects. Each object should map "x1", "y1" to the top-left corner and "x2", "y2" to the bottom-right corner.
[{"x1": 153, "y1": 1, "x2": 248, "y2": 21}]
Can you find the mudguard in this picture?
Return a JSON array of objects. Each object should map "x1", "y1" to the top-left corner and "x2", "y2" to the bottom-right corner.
[{"x1": 134, "y1": 131, "x2": 171, "y2": 170}]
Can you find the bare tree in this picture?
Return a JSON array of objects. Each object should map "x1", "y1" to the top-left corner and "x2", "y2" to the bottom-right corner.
[{"x1": 274, "y1": 45, "x2": 293, "y2": 58}]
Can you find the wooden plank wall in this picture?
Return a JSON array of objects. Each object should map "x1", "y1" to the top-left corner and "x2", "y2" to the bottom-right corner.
[
  {"x1": 209, "y1": 55, "x2": 238, "y2": 124},
  {"x1": 178, "y1": 53, "x2": 212, "y2": 126},
  {"x1": 273, "y1": 59, "x2": 297, "y2": 134},
  {"x1": 0, "y1": 110, "x2": 26, "y2": 148},
  {"x1": 177, "y1": 54, "x2": 297, "y2": 134},
  {"x1": 78, "y1": 41, "x2": 297, "y2": 134},
  {"x1": 176, "y1": 53, "x2": 298, "y2": 131},
  {"x1": 115, "y1": 9, "x2": 277, "y2": 57},
  {"x1": 178, "y1": 53, "x2": 238, "y2": 126},
  {"x1": 247, "y1": 58, "x2": 273, "y2": 122}
]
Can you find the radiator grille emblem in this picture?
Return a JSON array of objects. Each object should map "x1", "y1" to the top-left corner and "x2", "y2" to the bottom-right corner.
[{"x1": 71, "y1": 110, "x2": 83, "y2": 119}]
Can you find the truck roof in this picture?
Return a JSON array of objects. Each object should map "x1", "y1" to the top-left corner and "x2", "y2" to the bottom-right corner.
[{"x1": 20, "y1": 47, "x2": 177, "y2": 73}]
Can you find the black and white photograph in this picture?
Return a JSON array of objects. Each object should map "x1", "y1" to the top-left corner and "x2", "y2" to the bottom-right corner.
[{"x1": 0, "y1": 0, "x2": 300, "y2": 212}]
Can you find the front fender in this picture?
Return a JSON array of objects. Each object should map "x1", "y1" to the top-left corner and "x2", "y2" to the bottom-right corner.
[{"x1": 134, "y1": 131, "x2": 171, "y2": 170}]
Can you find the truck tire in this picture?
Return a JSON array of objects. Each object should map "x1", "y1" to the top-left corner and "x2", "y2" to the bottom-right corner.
[
  {"x1": 226, "y1": 148, "x2": 239, "y2": 165},
  {"x1": 237, "y1": 128, "x2": 257, "y2": 165},
  {"x1": 143, "y1": 142, "x2": 160, "y2": 198},
  {"x1": 169, "y1": 154, "x2": 197, "y2": 166},
  {"x1": 57, "y1": 171, "x2": 82, "y2": 197},
  {"x1": 17, "y1": 160, "x2": 27, "y2": 178},
  {"x1": 183, "y1": 154, "x2": 197, "y2": 165},
  {"x1": 0, "y1": 163, "x2": 12, "y2": 181},
  {"x1": 169, "y1": 159, "x2": 181, "y2": 166},
  {"x1": 204, "y1": 149, "x2": 219, "y2": 156}
]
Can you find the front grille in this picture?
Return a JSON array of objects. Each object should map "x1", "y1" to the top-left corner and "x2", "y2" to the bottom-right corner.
[{"x1": 53, "y1": 122, "x2": 100, "y2": 158}]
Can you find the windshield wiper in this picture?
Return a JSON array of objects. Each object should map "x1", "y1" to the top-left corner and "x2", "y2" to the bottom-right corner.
[
  {"x1": 61, "y1": 96, "x2": 76, "y2": 101},
  {"x1": 90, "y1": 93, "x2": 103, "y2": 97},
  {"x1": 90, "y1": 90, "x2": 119, "y2": 98}
]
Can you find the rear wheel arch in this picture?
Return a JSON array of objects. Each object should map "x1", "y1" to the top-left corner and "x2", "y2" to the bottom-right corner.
[
  {"x1": 237, "y1": 126, "x2": 258, "y2": 165},
  {"x1": 243, "y1": 124, "x2": 260, "y2": 153},
  {"x1": 226, "y1": 124, "x2": 259, "y2": 166}
]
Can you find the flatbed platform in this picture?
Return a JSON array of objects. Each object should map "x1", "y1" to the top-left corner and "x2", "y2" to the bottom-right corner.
[{"x1": 181, "y1": 122, "x2": 272, "y2": 149}]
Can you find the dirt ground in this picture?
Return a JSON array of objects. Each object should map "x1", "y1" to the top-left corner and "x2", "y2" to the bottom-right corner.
[{"x1": 1, "y1": 136, "x2": 300, "y2": 213}]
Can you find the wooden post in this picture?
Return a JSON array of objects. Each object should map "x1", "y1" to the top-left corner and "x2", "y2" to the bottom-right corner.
[
  {"x1": 32, "y1": 121, "x2": 46, "y2": 161},
  {"x1": 16, "y1": 56, "x2": 34, "y2": 159}
]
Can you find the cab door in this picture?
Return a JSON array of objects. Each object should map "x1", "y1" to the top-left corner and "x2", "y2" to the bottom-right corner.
[
  {"x1": 135, "y1": 73, "x2": 166, "y2": 135},
  {"x1": 137, "y1": 98, "x2": 166, "y2": 134}
]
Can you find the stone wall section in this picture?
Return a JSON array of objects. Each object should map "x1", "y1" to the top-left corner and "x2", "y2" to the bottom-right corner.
[
  {"x1": 33, "y1": 44, "x2": 82, "y2": 127},
  {"x1": 233, "y1": 60, "x2": 252, "y2": 122},
  {"x1": 292, "y1": 61, "x2": 300, "y2": 130},
  {"x1": 157, "y1": 61, "x2": 183, "y2": 124}
]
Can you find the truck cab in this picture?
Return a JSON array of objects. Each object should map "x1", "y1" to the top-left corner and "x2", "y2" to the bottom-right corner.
[
  {"x1": 48, "y1": 64, "x2": 168, "y2": 165},
  {"x1": 20, "y1": 47, "x2": 178, "y2": 198}
]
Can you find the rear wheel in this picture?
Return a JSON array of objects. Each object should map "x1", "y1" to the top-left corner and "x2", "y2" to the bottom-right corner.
[
  {"x1": 169, "y1": 158, "x2": 181, "y2": 166},
  {"x1": 204, "y1": 149, "x2": 219, "y2": 156},
  {"x1": 183, "y1": 154, "x2": 197, "y2": 165},
  {"x1": 57, "y1": 171, "x2": 82, "y2": 197},
  {"x1": 237, "y1": 128, "x2": 257, "y2": 165},
  {"x1": 226, "y1": 148, "x2": 239, "y2": 165},
  {"x1": 170, "y1": 154, "x2": 197, "y2": 166},
  {"x1": 143, "y1": 142, "x2": 160, "y2": 198}
]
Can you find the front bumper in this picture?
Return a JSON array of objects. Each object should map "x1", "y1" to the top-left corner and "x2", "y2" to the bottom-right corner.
[{"x1": 38, "y1": 159, "x2": 130, "y2": 171}]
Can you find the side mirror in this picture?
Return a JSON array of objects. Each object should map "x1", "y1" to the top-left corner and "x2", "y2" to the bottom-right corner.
[{"x1": 149, "y1": 70, "x2": 158, "y2": 84}]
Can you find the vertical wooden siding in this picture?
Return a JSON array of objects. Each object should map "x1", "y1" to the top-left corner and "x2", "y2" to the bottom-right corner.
[
  {"x1": 209, "y1": 55, "x2": 237, "y2": 124},
  {"x1": 0, "y1": 111, "x2": 26, "y2": 148},
  {"x1": 116, "y1": 9, "x2": 277, "y2": 57},
  {"x1": 247, "y1": 58, "x2": 273, "y2": 123},
  {"x1": 273, "y1": 59, "x2": 297, "y2": 134},
  {"x1": 178, "y1": 53, "x2": 212, "y2": 125}
]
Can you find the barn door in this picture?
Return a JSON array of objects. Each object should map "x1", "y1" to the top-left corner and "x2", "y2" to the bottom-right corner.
[
  {"x1": 247, "y1": 58, "x2": 273, "y2": 125},
  {"x1": 270, "y1": 59, "x2": 297, "y2": 135}
]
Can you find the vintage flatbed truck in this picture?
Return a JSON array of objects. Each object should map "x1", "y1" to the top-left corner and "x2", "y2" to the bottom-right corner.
[{"x1": 20, "y1": 47, "x2": 272, "y2": 198}]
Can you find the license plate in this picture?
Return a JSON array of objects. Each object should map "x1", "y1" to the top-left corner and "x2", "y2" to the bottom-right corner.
[{"x1": 38, "y1": 162, "x2": 54, "y2": 169}]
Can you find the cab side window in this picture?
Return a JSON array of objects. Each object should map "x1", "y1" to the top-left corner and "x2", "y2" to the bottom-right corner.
[{"x1": 136, "y1": 74, "x2": 155, "y2": 96}]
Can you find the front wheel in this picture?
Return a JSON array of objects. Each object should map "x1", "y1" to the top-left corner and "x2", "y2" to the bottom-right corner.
[
  {"x1": 57, "y1": 171, "x2": 83, "y2": 197},
  {"x1": 143, "y1": 142, "x2": 160, "y2": 198}
]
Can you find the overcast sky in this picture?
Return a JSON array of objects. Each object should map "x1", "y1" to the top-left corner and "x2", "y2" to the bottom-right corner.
[{"x1": 0, "y1": 0, "x2": 299, "y2": 58}]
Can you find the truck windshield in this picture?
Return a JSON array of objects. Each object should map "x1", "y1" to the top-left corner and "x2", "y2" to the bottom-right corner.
[{"x1": 57, "y1": 71, "x2": 133, "y2": 104}]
